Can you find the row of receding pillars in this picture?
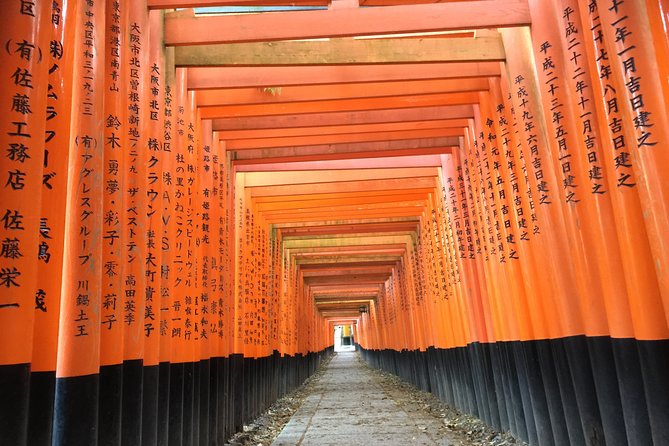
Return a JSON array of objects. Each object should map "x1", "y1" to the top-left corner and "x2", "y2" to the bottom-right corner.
[
  {"x1": 355, "y1": 2, "x2": 669, "y2": 446},
  {"x1": 2, "y1": 0, "x2": 669, "y2": 445},
  {"x1": 0, "y1": 1, "x2": 331, "y2": 444}
]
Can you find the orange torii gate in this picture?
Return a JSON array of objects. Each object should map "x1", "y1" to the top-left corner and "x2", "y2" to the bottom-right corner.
[{"x1": 0, "y1": 1, "x2": 668, "y2": 446}]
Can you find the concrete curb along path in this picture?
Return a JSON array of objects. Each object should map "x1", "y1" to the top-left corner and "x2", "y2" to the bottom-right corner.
[{"x1": 272, "y1": 351, "x2": 460, "y2": 445}]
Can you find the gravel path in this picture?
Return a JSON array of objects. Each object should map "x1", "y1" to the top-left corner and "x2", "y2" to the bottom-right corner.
[{"x1": 228, "y1": 351, "x2": 524, "y2": 446}]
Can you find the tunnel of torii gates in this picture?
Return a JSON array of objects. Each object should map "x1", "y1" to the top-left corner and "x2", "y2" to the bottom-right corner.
[{"x1": 0, "y1": 0, "x2": 669, "y2": 445}]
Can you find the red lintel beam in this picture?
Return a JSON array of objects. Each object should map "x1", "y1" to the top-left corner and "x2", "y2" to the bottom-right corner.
[
  {"x1": 174, "y1": 36, "x2": 505, "y2": 66},
  {"x1": 227, "y1": 128, "x2": 463, "y2": 150},
  {"x1": 228, "y1": 129, "x2": 462, "y2": 150},
  {"x1": 234, "y1": 152, "x2": 448, "y2": 171},
  {"x1": 258, "y1": 189, "x2": 435, "y2": 204},
  {"x1": 188, "y1": 63, "x2": 500, "y2": 89},
  {"x1": 197, "y1": 79, "x2": 488, "y2": 107},
  {"x1": 164, "y1": 1, "x2": 530, "y2": 45},
  {"x1": 200, "y1": 92, "x2": 479, "y2": 119},
  {"x1": 150, "y1": 1, "x2": 325, "y2": 8},
  {"x1": 149, "y1": 0, "x2": 484, "y2": 8},
  {"x1": 219, "y1": 119, "x2": 469, "y2": 140},
  {"x1": 233, "y1": 145, "x2": 457, "y2": 164},
  {"x1": 280, "y1": 222, "x2": 418, "y2": 233},
  {"x1": 248, "y1": 177, "x2": 438, "y2": 196},
  {"x1": 214, "y1": 106, "x2": 474, "y2": 131}
]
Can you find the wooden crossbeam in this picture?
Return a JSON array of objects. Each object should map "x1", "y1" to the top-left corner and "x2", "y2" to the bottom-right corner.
[
  {"x1": 150, "y1": 0, "x2": 326, "y2": 8},
  {"x1": 175, "y1": 36, "x2": 504, "y2": 66},
  {"x1": 265, "y1": 209, "x2": 423, "y2": 223},
  {"x1": 219, "y1": 119, "x2": 469, "y2": 141},
  {"x1": 200, "y1": 92, "x2": 479, "y2": 118},
  {"x1": 261, "y1": 201, "x2": 427, "y2": 217},
  {"x1": 197, "y1": 79, "x2": 488, "y2": 107},
  {"x1": 150, "y1": 0, "x2": 490, "y2": 9},
  {"x1": 280, "y1": 223, "x2": 417, "y2": 236},
  {"x1": 242, "y1": 167, "x2": 438, "y2": 187},
  {"x1": 249, "y1": 177, "x2": 437, "y2": 196},
  {"x1": 256, "y1": 194, "x2": 429, "y2": 211},
  {"x1": 164, "y1": 1, "x2": 530, "y2": 45},
  {"x1": 187, "y1": 63, "x2": 500, "y2": 89},
  {"x1": 213, "y1": 106, "x2": 474, "y2": 131},
  {"x1": 226, "y1": 128, "x2": 463, "y2": 150},
  {"x1": 234, "y1": 153, "x2": 446, "y2": 171}
]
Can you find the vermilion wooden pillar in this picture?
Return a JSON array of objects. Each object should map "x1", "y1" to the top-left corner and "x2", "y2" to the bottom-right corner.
[
  {"x1": 158, "y1": 37, "x2": 176, "y2": 446},
  {"x1": 0, "y1": 1, "x2": 50, "y2": 443},
  {"x1": 120, "y1": 2, "x2": 149, "y2": 444},
  {"x1": 98, "y1": 1, "x2": 128, "y2": 445},
  {"x1": 28, "y1": 2, "x2": 77, "y2": 445},
  {"x1": 53, "y1": 0, "x2": 105, "y2": 444}
]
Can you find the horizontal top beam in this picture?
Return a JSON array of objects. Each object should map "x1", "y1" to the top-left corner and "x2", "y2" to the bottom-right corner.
[
  {"x1": 213, "y1": 106, "x2": 474, "y2": 131},
  {"x1": 164, "y1": 1, "x2": 530, "y2": 45},
  {"x1": 250, "y1": 177, "x2": 437, "y2": 196},
  {"x1": 241, "y1": 167, "x2": 438, "y2": 187},
  {"x1": 187, "y1": 63, "x2": 500, "y2": 89},
  {"x1": 233, "y1": 147, "x2": 453, "y2": 168},
  {"x1": 218, "y1": 119, "x2": 469, "y2": 141},
  {"x1": 235, "y1": 154, "x2": 445, "y2": 172},
  {"x1": 175, "y1": 36, "x2": 504, "y2": 66},
  {"x1": 149, "y1": 0, "x2": 490, "y2": 8},
  {"x1": 226, "y1": 128, "x2": 463, "y2": 150},
  {"x1": 198, "y1": 79, "x2": 488, "y2": 107},
  {"x1": 200, "y1": 92, "x2": 480, "y2": 118}
]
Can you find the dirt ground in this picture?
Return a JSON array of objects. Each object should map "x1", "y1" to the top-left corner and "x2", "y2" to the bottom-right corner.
[{"x1": 226, "y1": 352, "x2": 526, "y2": 446}]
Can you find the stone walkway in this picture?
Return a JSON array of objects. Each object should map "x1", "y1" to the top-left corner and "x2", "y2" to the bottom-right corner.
[{"x1": 272, "y1": 351, "x2": 457, "y2": 446}]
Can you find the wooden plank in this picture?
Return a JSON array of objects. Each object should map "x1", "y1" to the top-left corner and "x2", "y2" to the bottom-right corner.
[
  {"x1": 234, "y1": 154, "x2": 446, "y2": 171},
  {"x1": 274, "y1": 217, "x2": 419, "y2": 228},
  {"x1": 261, "y1": 201, "x2": 427, "y2": 216},
  {"x1": 150, "y1": 0, "x2": 326, "y2": 8},
  {"x1": 175, "y1": 36, "x2": 505, "y2": 66},
  {"x1": 149, "y1": 0, "x2": 474, "y2": 8},
  {"x1": 242, "y1": 167, "x2": 438, "y2": 187},
  {"x1": 227, "y1": 128, "x2": 463, "y2": 150},
  {"x1": 256, "y1": 194, "x2": 430, "y2": 211},
  {"x1": 188, "y1": 63, "x2": 500, "y2": 89},
  {"x1": 200, "y1": 92, "x2": 480, "y2": 118},
  {"x1": 264, "y1": 209, "x2": 423, "y2": 223},
  {"x1": 196, "y1": 79, "x2": 488, "y2": 106},
  {"x1": 280, "y1": 222, "x2": 418, "y2": 235},
  {"x1": 164, "y1": 1, "x2": 530, "y2": 44},
  {"x1": 249, "y1": 177, "x2": 437, "y2": 196},
  {"x1": 294, "y1": 246, "x2": 409, "y2": 257},
  {"x1": 213, "y1": 106, "x2": 474, "y2": 131},
  {"x1": 259, "y1": 189, "x2": 433, "y2": 204},
  {"x1": 295, "y1": 255, "x2": 403, "y2": 264},
  {"x1": 233, "y1": 137, "x2": 460, "y2": 160},
  {"x1": 218, "y1": 119, "x2": 469, "y2": 140}
]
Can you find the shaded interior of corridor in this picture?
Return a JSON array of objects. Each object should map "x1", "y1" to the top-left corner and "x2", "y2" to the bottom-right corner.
[{"x1": 1, "y1": 1, "x2": 669, "y2": 446}]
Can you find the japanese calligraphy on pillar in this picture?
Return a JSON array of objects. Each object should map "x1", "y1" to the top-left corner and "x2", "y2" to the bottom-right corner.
[
  {"x1": 100, "y1": 0, "x2": 126, "y2": 366},
  {"x1": 513, "y1": 75, "x2": 554, "y2": 209},
  {"x1": 586, "y1": 5, "x2": 636, "y2": 188},
  {"x1": 57, "y1": 0, "x2": 105, "y2": 377},
  {"x1": 561, "y1": 5, "x2": 609, "y2": 195},
  {"x1": 0, "y1": 0, "x2": 49, "y2": 366},
  {"x1": 160, "y1": 76, "x2": 174, "y2": 351},
  {"x1": 172, "y1": 86, "x2": 187, "y2": 347},
  {"x1": 602, "y1": 0, "x2": 657, "y2": 151},
  {"x1": 123, "y1": 5, "x2": 148, "y2": 361},
  {"x1": 496, "y1": 99, "x2": 533, "y2": 245},
  {"x1": 145, "y1": 47, "x2": 163, "y2": 342},
  {"x1": 539, "y1": 38, "x2": 589, "y2": 203},
  {"x1": 32, "y1": 0, "x2": 74, "y2": 372}
]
